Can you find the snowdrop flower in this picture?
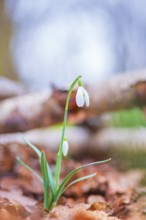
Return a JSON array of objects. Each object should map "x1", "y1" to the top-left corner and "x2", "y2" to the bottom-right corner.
[
  {"x1": 76, "y1": 84, "x2": 90, "y2": 107},
  {"x1": 62, "y1": 137, "x2": 69, "y2": 157}
]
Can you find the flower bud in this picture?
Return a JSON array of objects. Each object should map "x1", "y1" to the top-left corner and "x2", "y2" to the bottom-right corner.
[{"x1": 62, "y1": 138, "x2": 69, "y2": 157}]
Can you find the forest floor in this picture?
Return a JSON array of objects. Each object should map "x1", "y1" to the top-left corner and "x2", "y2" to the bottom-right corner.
[{"x1": 0, "y1": 143, "x2": 146, "y2": 220}]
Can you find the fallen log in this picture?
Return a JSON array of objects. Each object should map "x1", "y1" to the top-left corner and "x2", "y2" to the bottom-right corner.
[
  {"x1": 0, "y1": 126, "x2": 90, "y2": 155},
  {"x1": 0, "y1": 90, "x2": 70, "y2": 133},
  {"x1": 1, "y1": 125, "x2": 146, "y2": 155},
  {"x1": 91, "y1": 127, "x2": 146, "y2": 151},
  {"x1": 0, "y1": 69, "x2": 146, "y2": 133},
  {"x1": 90, "y1": 127, "x2": 146, "y2": 168},
  {"x1": 1, "y1": 126, "x2": 146, "y2": 168},
  {"x1": 87, "y1": 69, "x2": 146, "y2": 116},
  {"x1": 0, "y1": 77, "x2": 28, "y2": 100}
]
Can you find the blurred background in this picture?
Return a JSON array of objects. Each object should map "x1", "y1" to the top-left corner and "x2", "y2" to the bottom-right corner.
[
  {"x1": 1, "y1": 0, "x2": 146, "y2": 88},
  {"x1": 1, "y1": 0, "x2": 146, "y2": 174}
]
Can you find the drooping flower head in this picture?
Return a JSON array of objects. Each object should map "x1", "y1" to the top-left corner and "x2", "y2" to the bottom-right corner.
[{"x1": 76, "y1": 78, "x2": 89, "y2": 107}]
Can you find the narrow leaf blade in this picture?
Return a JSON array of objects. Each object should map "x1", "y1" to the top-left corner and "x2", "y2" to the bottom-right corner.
[
  {"x1": 60, "y1": 172, "x2": 97, "y2": 197},
  {"x1": 17, "y1": 156, "x2": 43, "y2": 184},
  {"x1": 47, "y1": 164, "x2": 55, "y2": 195},
  {"x1": 56, "y1": 158, "x2": 111, "y2": 200},
  {"x1": 40, "y1": 152, "x2": 49, "y2": 186},
  {"x1": 24, "y1": 139, "x2": 55, "y2": 195},
  {"x1": 40, "y1": 152, "x2": 55, "y2": 196},
  {"x1": 40, "y1": 152, "x2": 50, "y2": 209},
  {"x1": 23, "y1": 138, "x2": 41, "y2": 158}
]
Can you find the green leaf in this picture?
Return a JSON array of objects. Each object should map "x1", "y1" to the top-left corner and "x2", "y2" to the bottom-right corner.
[
  {"x1": 40, "y1": 152, "x2": 50, "y2": 209},
  {"x1": 40, "y1": 152, "x2": 55, "y2": 205},
  {"x1": 41, "y1": 152, "x2": 49, "y2": 185},
  {"x1": 46, "y1": 163, "x2": 55, "y2": 196},
  {"x1": 24, "y1": 138, "x2": 55, "y2": 193},
  {"x1": 16, "y1": 157, "x2": 43, "y2": 184},
  {"x1": 23, "y1": 138, "x2": 41, "y2": 158},
  {"x1": 60, "y1": 172, "x2": 97, "y2": 196},
  {"x1": 56, "y1": 158, "x2": 111, "y2": 201}
]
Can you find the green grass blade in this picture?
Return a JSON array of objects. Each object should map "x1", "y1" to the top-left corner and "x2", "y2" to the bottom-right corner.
[
  {"x1": 23, "y1": 138, "x2": 41, "y2": 158},
  {"x1": 56, "y1": 158, "x2": 111, "y2": 201},
  {"x1": 60, "y1": 172, "x2": 97, "y2": 197},
  {"x1": 17, "y1": 157, "x2": 43, "y2": 184}
]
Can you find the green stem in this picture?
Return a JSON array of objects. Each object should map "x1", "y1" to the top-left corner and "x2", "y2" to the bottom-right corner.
[{"x1": 54, "y1": 75, "x2": 82, "y2": 191}]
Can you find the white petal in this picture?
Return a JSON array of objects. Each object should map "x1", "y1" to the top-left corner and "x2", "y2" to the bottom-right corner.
[
  {"x1": 76, "y1": 87, "x2": 84, "y2": 107},
  {"x1": 62, "y1": 140, "x2": 69, "y2": 156},
  {"x1": 82, "y1": 88, "x2": 90, "y2": 107}
]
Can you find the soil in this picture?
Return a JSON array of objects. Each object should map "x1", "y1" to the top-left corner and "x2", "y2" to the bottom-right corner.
[{"x1": 0, "y1": 143, "x2": 146, "y2": 220}]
